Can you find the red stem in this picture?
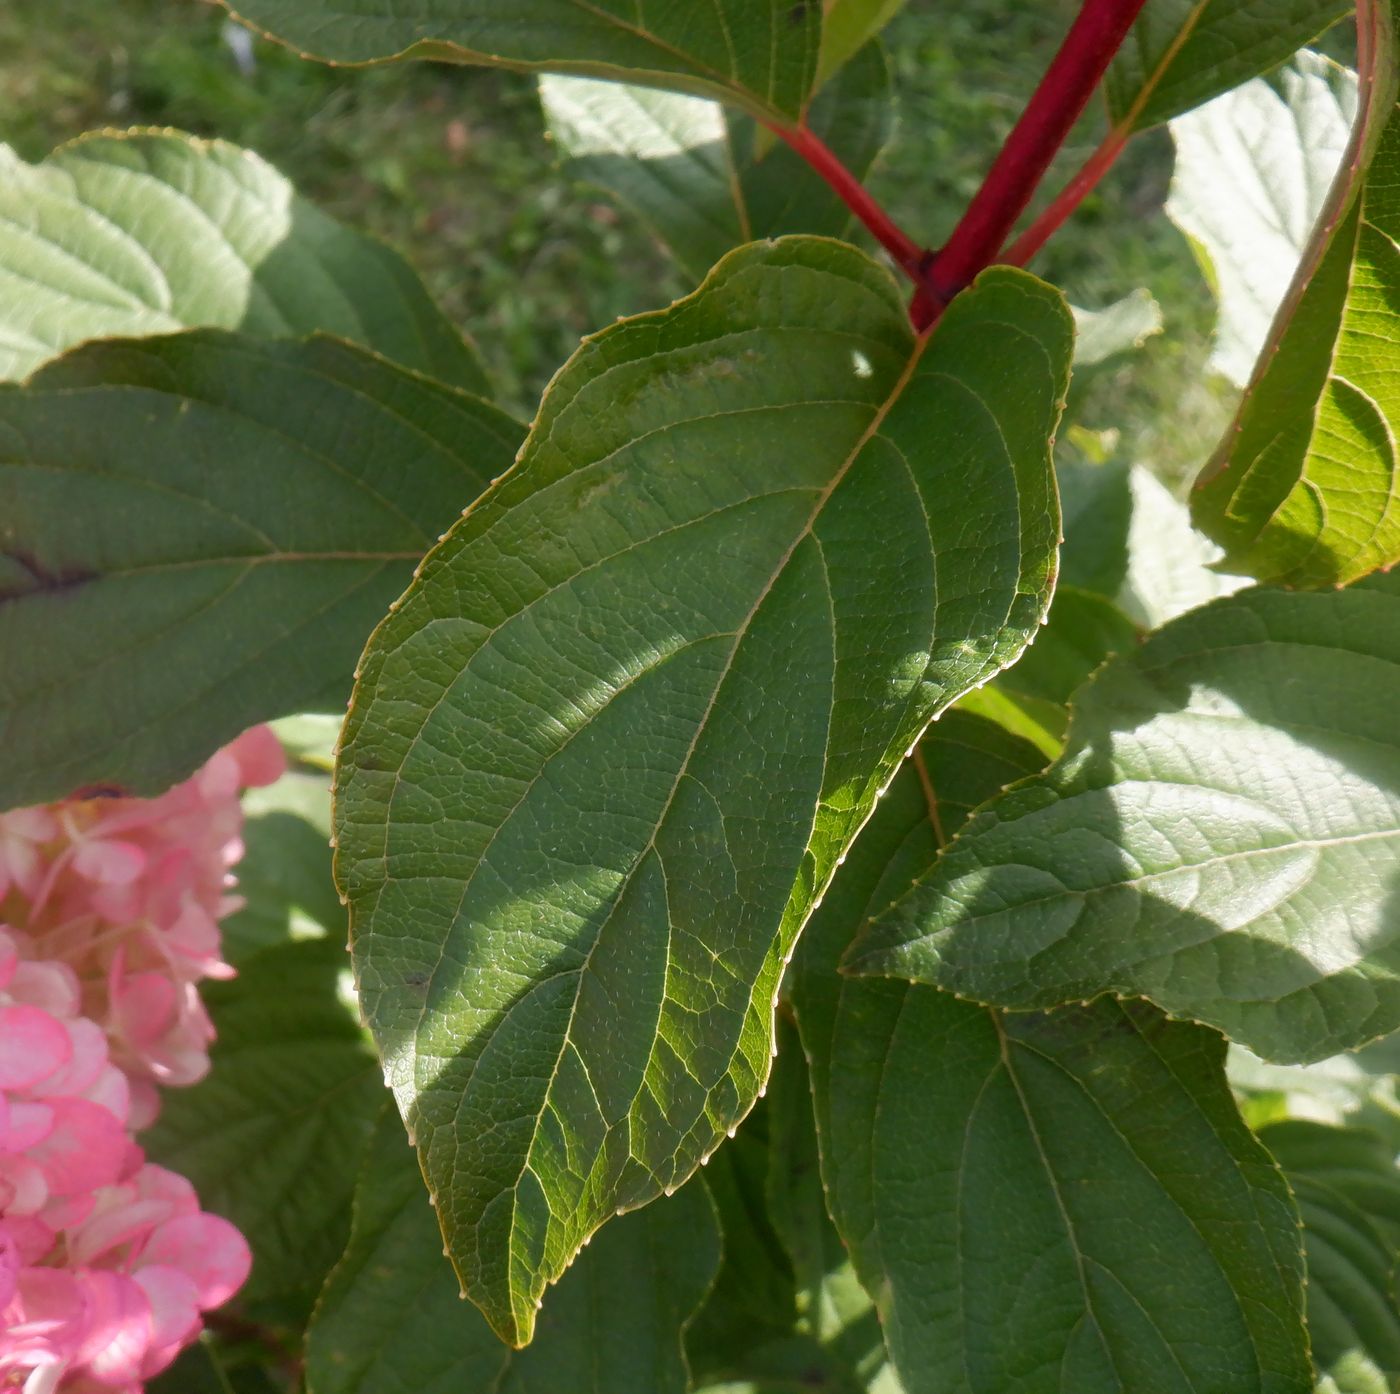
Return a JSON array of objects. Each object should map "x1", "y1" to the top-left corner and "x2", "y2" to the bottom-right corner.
[
  {"x1": 921, "y1": 0, "x2": 1150, "y2": 320},
  {"x1": 769, "y1": 121, "x2": 924, "y2": 276},
  {"x1": 1002, "y1": 126, "x2": 1128, "y2": 268}
]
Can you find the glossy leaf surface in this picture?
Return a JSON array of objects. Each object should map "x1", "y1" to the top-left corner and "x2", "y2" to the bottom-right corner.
[
  {"x1": 851, "y1": 575, "x2": 1400, "y2": 1064},
  {"x1": 0, "y1": 331, "x2": 522, "y2": 809},
  {"x1": 793, "y1": 716, "x2": 1308, "y2": 1394},
  {"x1": 333, "y1": 240, "x2": 1070, "y2": 1344},
  {"x1": 305, "y1": 1106, "x2": 720, "y2": 1394},
  {"x1": 222, "y1": 0, "x2": 820, "y2": 121},
  {"x1": 1193, "y1": 6, "x2": 1400, "y2": 586},
  {"x1": 0, "y1": 130, "x2": 487, "y2": 390}
]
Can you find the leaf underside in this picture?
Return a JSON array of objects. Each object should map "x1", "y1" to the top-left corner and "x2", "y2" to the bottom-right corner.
[
  {"x1": 333, "y1": 237, "x2": 1071, "y2": 1345},
  {"x1": 222, "y1": 0, "x2": 821, "y2": 122}
]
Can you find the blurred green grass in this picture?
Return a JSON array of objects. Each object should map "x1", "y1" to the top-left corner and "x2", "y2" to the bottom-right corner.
[{"x1": 0, "y1": 0, "x2": 1330, "y2": 479}]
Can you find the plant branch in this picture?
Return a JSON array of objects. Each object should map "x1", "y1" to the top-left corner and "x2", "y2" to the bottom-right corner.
[
  {"x1": 920, "y1": 0, "x2": 1150, "y2": 322},
  {"x1": 769, "y1": 121, "x2": 924, "y2": 276},
  {"x1": 1002, "y1": 127, "x2": 1128, "y2": 268}
]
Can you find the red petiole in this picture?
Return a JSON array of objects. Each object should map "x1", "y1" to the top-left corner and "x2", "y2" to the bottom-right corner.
[{"x1": 773, "y1": 0, "x2": 1151, "y2": 330}]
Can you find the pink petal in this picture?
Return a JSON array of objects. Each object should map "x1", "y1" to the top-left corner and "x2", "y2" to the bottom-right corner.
[
  {"x1": 30, "y1": 1021, "x2": 111, "y2": 1102},
  {"x1": 27, "y1": 1099, "x2": 127, "y2": 1197},
  {"x1": 11, "y1": 961, "x2": 82, "y2": 1018},
  {"x1": 4, "y1": 1214, "x2": 55, "y2": 1264},
  {"x1": 0, "y1": 1220, "x2": 19, "y2": 1309},
  {"x1": 0, "y1": 929, "x2": 17, "y2": 990},
  {"x1": 125, "y1": 1082, "x2": 160, "y2": 1132},
  {"x1": 109, "y1": 974, "x2": 177, "y2": 1050},
  {"x1": 0, "y1": 1152, "x2": 50, "y2": 1217},
  {"x1": 225, "y1": 725, "x2": 287, "y2": 789},
  {"x1": 70, "y1": 839, "x2": 146, "y2": 888},
  {"x1": 139, "y1": 1213, "x2": 251, "y2": 1309},
  {"x1": 2, "y1": 1101, "x2": 55, "y2": 1154},
  {"x1": 72, "y1": 1271, "x2": 153, "y2": 1385},
  {"x1": 0, "y1": 1006, "x2": 72, "y2": 1090},
  {"x1": 131, "y1": 1266, "x2": 200, "y2": 1372}
]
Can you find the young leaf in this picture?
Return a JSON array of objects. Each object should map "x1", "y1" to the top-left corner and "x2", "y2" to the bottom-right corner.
[
  {"x1": 540, "y1": 42, "x2": 893, "y2": 283},
  {"x1": 0, "y1": 131, "x2": 488, "y2": 391},
  {"x1": 1261, "y1": 1120, "x2": 1400, "y2": 1389},
  {"x1": 1106, "y1": 0, "x2": 1352, "y2": 132},
  {"x1": 850, "y1": 574, "x2": 1400, "y2": 1065},
  {"x1": 0, "y1": 331, "x2": 523, "y2": 810},
  {"x1": 792, "y1": 718, "x2": 1309, "y2": 1394},
  {"x1": 1192, "y1": 5, "x2": 1400, "y2": 586},
  {"x1": 220, "y1": 0, "x2": 820, "y2": 124},
  {"x1": 333, "y1": 238, "x2": 1071, "y2": 1345},
  {"x1": 305, "y1": 1106, "x2": 720, "y2": 1394},
  {"x1": 1167, "y1": 54, "x2": 1357, "y2": 388},
  {"x1": 143, "y1": 938, "x2": 386, "y2": 1322}
]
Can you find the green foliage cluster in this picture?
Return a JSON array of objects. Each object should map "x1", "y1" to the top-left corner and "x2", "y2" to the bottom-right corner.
[{"x1": 5, "y1": 1, "x2": 1400, "y2": 1392}]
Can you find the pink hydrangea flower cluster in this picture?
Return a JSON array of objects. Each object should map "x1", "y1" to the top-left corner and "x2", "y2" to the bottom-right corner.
[{"x1": 0, "y1": 729, "x2": 286, "y2": 1392}]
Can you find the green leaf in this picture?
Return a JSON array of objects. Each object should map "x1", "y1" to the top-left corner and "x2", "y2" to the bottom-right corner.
[
  {"x1": 1167, "y1": 53, "x2": 1357, "y2": 389},
  {"x1": 849, "y1": 574, "x2": 1400, "y2": 1065},
  {"x1": 0, "y1": 330, "x2": 523, "y2": 810},
  {"x1": 221, "y1": 767, "x2": 341, "y2": 965},
  {"x1": 1192, "y1": 11, "x2": 1400, "y2": 587},
  {"x1": 1106, "y1": 0, "x2": 1352, "y2": 132},
  {"x1": 333, "y1": 239, "x2": 1071, "y2": 1345},
  {"x1": 0, "y1": 131, "x2": 487, "y2": 391},
  {"x1": 1229, "y1": 1033, "x2": 1400, "y2": 1130},
  {"x1": 143, "y1": 938, "x2": 385, "y2": 1322},
  {"x1": 818, "y1": 0, "x2": 906, "y2": 85},
  {"x1": 792, "y1": 725, "x2": 1309, "y2": 1394},
  {"x1": 221, "y1": 0, "x2": 820, "y2": 123},
  {"x1": 305, "y1": 1105, "x2": 720, "y2": 1394},
  {"x1": 1001, "y1": 584, "x2": 1139, "y2": 710},
  {"x1": 1058, "y1": 461, "x2": 1245, "y2": 630},
  {"x1": 1070, "y1": 290, "x2": 1164, "y2": 368},
  {"x1": 763, "y1": 1027, "x2": 903, "y2": 1394},
  {"x1": 1262, "y1": 1120, "x2": 1400, "y2": 1388},
  {"x1": 540, "y1": 41, "x2": 893, "y2": 284}
]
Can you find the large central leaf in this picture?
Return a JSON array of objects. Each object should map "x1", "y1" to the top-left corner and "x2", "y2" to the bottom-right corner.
[
  {"x1": 222, "y1": 0, "x2": 820, "y2": 122},
  {"x1": 333, "y1": 238, "x2": 1071, "y2": 1345}
]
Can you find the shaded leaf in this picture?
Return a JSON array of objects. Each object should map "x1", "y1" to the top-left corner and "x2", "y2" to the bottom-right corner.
[
  {"x1": 0, "y1": 131, "x2": 487, "y2": 391},
  {"x1": 305, "y1": 1105, "x2": 719, "y2": 1394},
  {"x1": 222, "y1": 0, "x2": 821, "y2": 122},
  {"x1": 1106, "y1": 0, "x2": 1352, "y2": 131},
  {"x1": 333, "y1": 240, "x2": 1070, "y2": 1344},
  {"x1": 1167, "y1": 53, "x2": 1357, "y2": 388},
  {"x1": 1262, "y1": 1120, "x2": 1400, "y2": 1388},
  {"x1": 540, "y1": 41, "x2": 893, "y2": 283},
  {"x1": 221, "y1": 767, "x2": 341, "y2": 965},
  {"x1": 1192, "y1": 10, "x2": 1400, "y2": 586},
  {"x1": 850, "y1": 575, "x2": 1400, "y2": 1064},
  {"x1": 0, "y1": 330, "x2": 523, "y2": 810},
  {"x1": 143, "y1": 939, "x2": 384, "y2": 1322},
  {"x1": 792, "y1": 720, "x2": 1309, "y2": 1394},
  {"x1": 1058, "y1": 460, "x2": 1246, "y2": 630},
  {"x1": 818, "y1": 0, "x2": 906, "y2": 85}
]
